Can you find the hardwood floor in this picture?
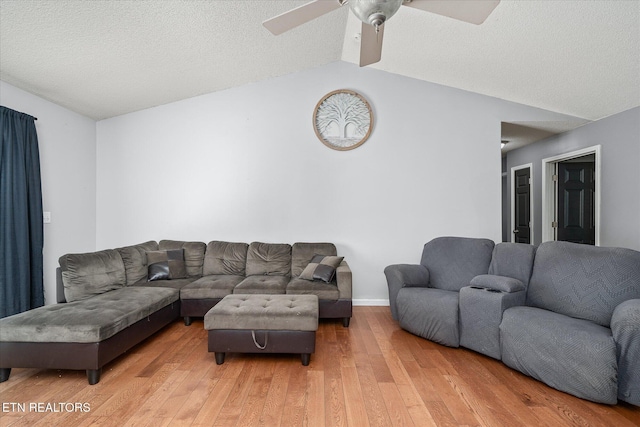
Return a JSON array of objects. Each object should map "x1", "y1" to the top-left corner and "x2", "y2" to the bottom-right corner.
[{"x1": 1, "y1": 306, "x2": 638, "y2": 426}]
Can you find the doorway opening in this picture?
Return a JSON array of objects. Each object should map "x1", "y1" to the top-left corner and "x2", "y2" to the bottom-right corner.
[{"x1": 542, "y1": 145, "x2": 601, "y2": 245}]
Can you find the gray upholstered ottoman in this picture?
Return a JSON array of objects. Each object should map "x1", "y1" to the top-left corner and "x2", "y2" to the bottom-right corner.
[{"x1": 205, "y1": 294, "x2": 318, "y2": 365}]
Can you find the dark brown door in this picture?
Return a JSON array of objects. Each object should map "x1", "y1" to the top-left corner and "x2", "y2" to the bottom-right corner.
[
  {"x1": 513, "y1": 168, "x2": 531, "y2": 244},
  {"x1": 557, "y1": 161, "x2": 595, "y2": 245}
]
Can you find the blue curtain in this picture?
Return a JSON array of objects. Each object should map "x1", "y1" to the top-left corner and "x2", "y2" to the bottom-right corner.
[{"x1": 0, "y1": 106, "x2": 44, "y2": 318}]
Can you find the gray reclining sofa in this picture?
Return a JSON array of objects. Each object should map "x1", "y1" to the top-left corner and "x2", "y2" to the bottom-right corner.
[
  {"x1": 385, "y1": 236, "x2": 640, "y2": 406},
  {"x1": 0, "y1": 239, "x2": 352, "y2": 384}
]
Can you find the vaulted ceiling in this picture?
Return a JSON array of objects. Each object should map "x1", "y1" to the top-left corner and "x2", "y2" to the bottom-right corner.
[{"x1": 1, "y1": 1, "x2": 638, "y2": 124}]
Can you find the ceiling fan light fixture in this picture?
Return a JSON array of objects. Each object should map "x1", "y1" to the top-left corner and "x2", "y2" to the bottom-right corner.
[{"x1": 349, "y1": 0, "x2": 404, "y2": 30}]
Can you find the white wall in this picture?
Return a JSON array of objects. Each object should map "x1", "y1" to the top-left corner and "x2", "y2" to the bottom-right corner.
[
  {"x1": 97, "y1": 62, "x2": 578, "y2": 303},
  {"x1": 1, "y1": 81, "x2": 97, "y2": 304}
]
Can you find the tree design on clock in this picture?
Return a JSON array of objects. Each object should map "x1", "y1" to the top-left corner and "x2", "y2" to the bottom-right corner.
[{"x1": 313, "y1": 90, "x2": 373, "y2": 150}]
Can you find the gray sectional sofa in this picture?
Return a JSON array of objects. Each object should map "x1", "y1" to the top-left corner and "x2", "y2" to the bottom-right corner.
[
  {"x1": 0, "y1": 239, "x2": 351, "y2": 384},
  {"x1": 385, "y1": 237, "x2": 640, "y2": 406}
]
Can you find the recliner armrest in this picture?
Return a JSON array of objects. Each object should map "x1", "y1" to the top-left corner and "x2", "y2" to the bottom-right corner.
[
  {"x1": 470, "y1": 274, "x2": 525, "y2": 293},
  {"x1": 384, "y1": 264, "x2": 430, "y2": 320},
  {"x1": 384, "y1": 264, "x2": 430, "y2": 287},
  {"x1": 611, "y1": 299, "x2": 640, "y2": 405}
]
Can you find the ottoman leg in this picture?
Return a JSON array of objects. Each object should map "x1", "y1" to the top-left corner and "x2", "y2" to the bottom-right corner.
[
  {"x1": 0, "y1": 368, "x2": 11, "y2": 382},
  {"x1": 215, "y1": 352, "x2": 225, "y2": 365},
  {"x1": 184, "y1": 316, "x2": 192, "y2": 326},
  {"x1": 87, "y1": 369, "x2": 101, "y2": 385},
  {"x1": 301, "y1": 353, "x2": 310, "y2": 366}
]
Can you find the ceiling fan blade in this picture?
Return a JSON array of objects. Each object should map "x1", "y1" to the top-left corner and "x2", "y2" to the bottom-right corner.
[
  {"x1": 404, "y1": 0, "x2": 501, "y2": 25},
  {"x1": 360, "y1": 22, "x2": 385, "y2": 67},
  {"x1": 263, "y1": 0, "x2": 343, "y2": 35}
]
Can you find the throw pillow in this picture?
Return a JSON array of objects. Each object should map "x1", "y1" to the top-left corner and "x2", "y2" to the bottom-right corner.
[
  {"x1": 146, "y1": 249, "x2": 187, "y2": 281},
  {"x1": 299, "y1": 255, "x2": 343, "y2": 283}
]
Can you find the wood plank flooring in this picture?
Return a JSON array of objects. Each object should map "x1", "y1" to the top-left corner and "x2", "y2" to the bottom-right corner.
[{"x1": 0, "y1": 307, "x2": 638, "y2": 426}]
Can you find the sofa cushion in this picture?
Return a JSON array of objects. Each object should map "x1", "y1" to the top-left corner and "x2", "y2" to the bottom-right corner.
[
  {"x1": 299, "y1": 255, "x2": 343, "y2": 283},
  {"x1": 0, "y1": 287, "x2": 179, "y2": 343},
  {"x1": 291, "y1": 242, "x2": 337, "y2": 277},
  {"x1": 202, "y1": 241, "x2": 248, "y2": 276},
  {"x1": 133, "y1": 277, "x2": 197, "y2": 291},
  {"x1": 116, "y1": 241, "x2": 158, "y2": 285},
  {"x1": 159, "y1": 240, "x2": 206, "y2": 277},
  {"x1": 180, "y1": 275, "x2": 244, "y2": 300},
  {"x1": 287, "y1": 278, "x2": 340, "y2": 300},
  {"x1": 234, "y1": 275, "x2": 289, "y2": 294},
  {"x1": 501, "y1": 306, "x2": 617, "y2": 404},
  {"x1": 420, "y1": 237, "x2": 494, "y2": 292},
  {"x1": 245, "y1": 242, "x2": 291, "y2": 276},
  {"x1": 146, "y1": 249, "x2": 187, "y2": 280},
  {"x1": 488, "y1": 242, "x2": 537, "y2": 288},
  {"x1": 59, "y1": 249, "x2": 126, "y2": 302},
  {"x1": 527, "y1": 241, "x2": 640, "y2": 327}
]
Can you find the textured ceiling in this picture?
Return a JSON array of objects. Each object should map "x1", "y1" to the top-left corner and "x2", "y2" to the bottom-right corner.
[{"x1": 1, "y1": 0, "x2": 638, "y2": 122}]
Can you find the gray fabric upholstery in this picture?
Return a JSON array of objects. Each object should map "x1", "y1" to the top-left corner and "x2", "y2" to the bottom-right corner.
[
  {"x1": 501, "y1": 306, "x2": 617, "y2": 404},
  {"x1": 469, "y1": 275, "x2": 525, "y2": 292},
  {"x1": 159, "y1": 240, "x2": 206, "y2": 277},
  {"x1": 180, "y1": 275, "x2": 244, "y2": 299},
  {"x1": 488, "y1": 242, "x2": 537, "y2": 288},
  {"x1": 336, "y1": 261, "x2": 353, "y2": 299},
  {"x1": 245, "y1": 242, "x2": 291, "y2": 277},
  {"x1": 202, "y1": 241, "x2": 249, "y2": 276},
  {"x1": 286, "y1": 278, "x2": 340, "y2": 300},
  {"x1": 132, "y1": 277, "x2": 198, "y2": 291},
  {"x1": 0, "y1": 287, "x2": 178, "y2": 343},
  {"x1": 384, "y1": 264, "x2": 430, "y2": 320},
  {"x1": 611, "y1": 299, "x2": 640, "y2": 405},
  {"x1": 459, "y1": 286, "x2": 526, "y2": 359},
  {"x1": 396, "y1": 287, "x2": 460, "y2": 347},
  {"x1": 420, "y1": 236, "x2": 494, "y2": 292},
  {"x1": 116, "y1": 240, "x2": 158, "y2": 285},
  {"x1": 457, "y1": 243, "x2": 534, "y2": 359},
  {"x1": 386, "y1": 236, "x2": 640, "y2": 405},
  {"x1": 527, "y1": 241, "x2": 640, "y2": 327},
  {"x1": 234, "y1": 275, "x2": 289, "y2": 294},
  {"x1": 59, "y1": 249, "x2": 126, "y2": 302},
  {"x1": 204, "y1": 294, "x2": 318, "y2": 331},
  {"x1": 291, "y1": 242, "x2": 337, "y2": 277}
]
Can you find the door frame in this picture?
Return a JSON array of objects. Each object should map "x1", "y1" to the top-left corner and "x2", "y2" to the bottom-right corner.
[
  {"x1": 541, "y1": 145, "x2": 601, "y2": 245},
  {"x1": 510, "y1": 163, "x2": 533, "y2": 244}
]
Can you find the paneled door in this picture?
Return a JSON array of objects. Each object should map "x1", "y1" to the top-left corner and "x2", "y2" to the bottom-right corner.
[
  {"x1": 513, "y1": 167, "x2": 531, "y2": 244},
  {"x1": 556, "y1": 160, "x2": 595, "y2": 245}
]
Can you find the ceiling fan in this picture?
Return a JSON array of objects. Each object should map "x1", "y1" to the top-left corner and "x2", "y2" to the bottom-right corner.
[{"x1": 263, "y1": 0, "x2": 501, "y2": 66}]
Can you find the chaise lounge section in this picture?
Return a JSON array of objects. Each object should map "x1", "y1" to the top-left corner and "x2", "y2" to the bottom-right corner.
[{"x1": 0, "y1": 246, "x2": 181, "y2": 385}]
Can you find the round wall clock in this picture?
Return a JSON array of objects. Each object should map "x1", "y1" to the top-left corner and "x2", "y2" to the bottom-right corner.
[{"x1": 313, "y1": 89, "x2": 373, "y2": 151}]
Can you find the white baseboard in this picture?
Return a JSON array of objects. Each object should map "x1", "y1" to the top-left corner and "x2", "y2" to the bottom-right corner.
[{"x1": 353, "y1": 299, "x2": 389, "y2": 306}]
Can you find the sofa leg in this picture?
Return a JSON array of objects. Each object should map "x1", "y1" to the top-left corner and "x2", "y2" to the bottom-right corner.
[
  {"x1": 301, "y1": 353, "x2": 310, "y2": 366},
  {"x1": 215, "y1": 352, "x2": 225, "y2": 365},
  {"x1": 0, "y1": 368, "x2": 11, "y2": 382},
  {"x1": 342, "y1": 317, "x2": 351, "y2": 328},
  {"x1": 86, "y1": 369, "x2": 101, "y2": 385},
  {"x1": 184, "y1": 316, "x2": 192, "y2": 326}
]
